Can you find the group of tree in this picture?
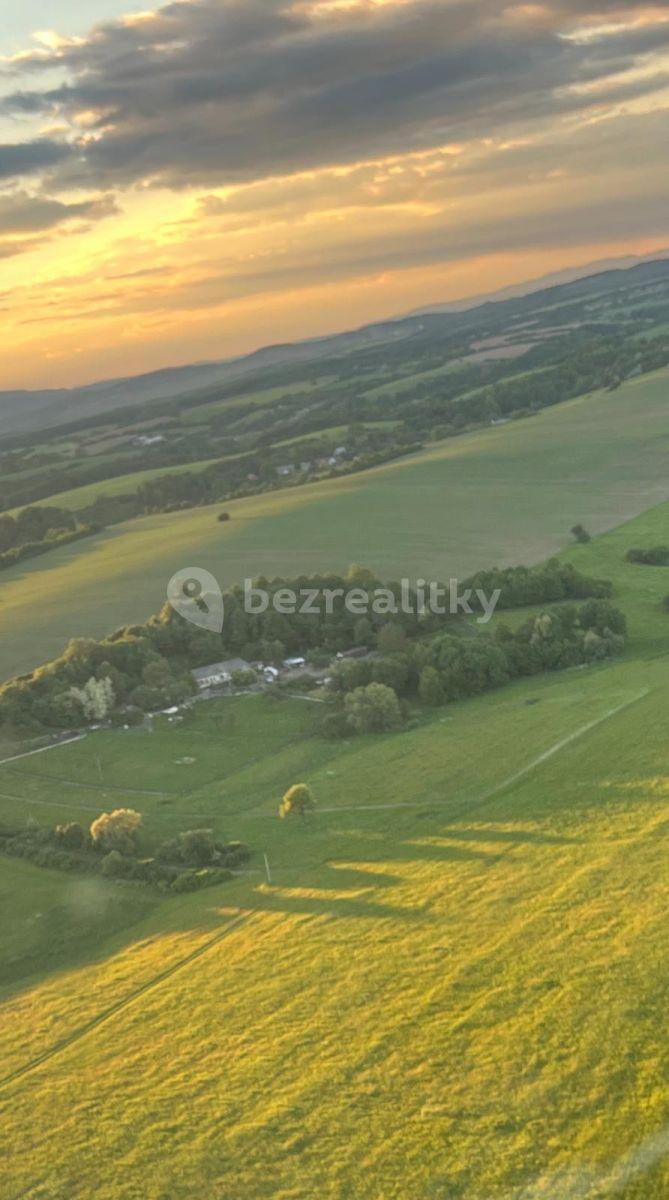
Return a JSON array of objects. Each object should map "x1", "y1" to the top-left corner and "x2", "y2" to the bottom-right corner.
[
  {"x1": 0, "y1": 560, "x2": 617, "y2": 734},
  {"x1": 2, "y1": 257, "x2": 669, "y2": 525},
  {"x1": 464, "y1": 560, "x2": 610, "y2": 611},
  {"x1": 0, "y1": 630, "x2": 196, "y2": 732},
  {"x1": 0, "y1": 504, "x2": 76, "y2": 552},
  {"x1": 322, "y1": 597, "x2": 626, "y2": 736},
  {"x1": 0, "y1": 806, "x2": 250, "y2": 892},
  {"x1": 0, "y1": 504, "x2": 103, "y2": 571},
  {"x1": 626, "y1": 546, "x2": 669, "y2": 566}
]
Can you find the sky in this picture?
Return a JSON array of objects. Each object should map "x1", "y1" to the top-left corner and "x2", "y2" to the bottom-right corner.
[{"x1": 0, "y1": 1, "x2": 668, "y2": 389}]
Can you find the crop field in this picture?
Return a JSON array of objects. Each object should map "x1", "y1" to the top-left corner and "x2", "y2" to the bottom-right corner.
[
  {"x1": 1, "y1": 572, "x2": 669, "y2": 1196},
  {"x1": 1, "y1": 366, "x2": 669, "y2": 682}
]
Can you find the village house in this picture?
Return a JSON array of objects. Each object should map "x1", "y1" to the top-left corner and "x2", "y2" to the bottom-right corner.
[
  {"x1": 133, "y1": 434, "x2": 165, "y2": 447},
  {"x1": 191, "y1": 659, "x2": 250, "y2": 690}
]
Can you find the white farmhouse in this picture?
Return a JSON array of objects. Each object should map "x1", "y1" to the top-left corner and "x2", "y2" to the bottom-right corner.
[{"x1": 191, "y1": 658, "x2": 250, "y2": 690}]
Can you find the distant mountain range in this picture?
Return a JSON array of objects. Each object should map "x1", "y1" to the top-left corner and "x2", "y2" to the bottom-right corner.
[
  {"x1": 402, "y1": 249, "x2": 669, "y2": 317},
  {"x1": 1, "y1": 249, "x2": 668, "y2": 439}
]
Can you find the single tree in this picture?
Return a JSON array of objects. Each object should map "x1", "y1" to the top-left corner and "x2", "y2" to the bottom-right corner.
[
  {"x1": 177, "y1": 828, "x2": 217, "y2": 865},
  {"x1": 344, "y1": 682, "x2": 403, "y2": 734},
  {"x1": 418, "y1": 666, "x2": 445, "y2": 707},
  {"x1": 570, "y1": 524, "x2": 591, "y2": 544},
  {"x1": 70, "y1": 676, "x2": 115, "y2": 721},
  {"x1": 377, "y1": 623, "x2": 407, "y2": 654},
  {"x1": 280, "y1": 783, "x2": 315, "y2": 820},
  {"x1": 90, "y1": 808, "x2": 142, "y2": 854}
]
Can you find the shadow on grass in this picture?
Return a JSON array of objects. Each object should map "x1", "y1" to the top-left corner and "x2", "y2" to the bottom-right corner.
[
  {"x1": 438, "y1": 825, "x2": 579, "y2": 847},
  {"x1": 232, "y1": 885, "x2": 424, "y2": 924}
]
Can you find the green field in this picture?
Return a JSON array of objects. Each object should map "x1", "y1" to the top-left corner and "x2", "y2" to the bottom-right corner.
[
  {"x1": 7, "y1": 421, "x2": 399, "y2": 516},
  {"x1": 1, "y1": 366, "x2": 669, "y2": 683},
  {"x1": 179, "y1": 378, "x2": 334, "y2": 425},
  {"x1": 2, "y1": 497, "x2": 669, "y2": 1196},
  {"x1": 6, "y1": 453, "x2": 230, "y2": 515}
]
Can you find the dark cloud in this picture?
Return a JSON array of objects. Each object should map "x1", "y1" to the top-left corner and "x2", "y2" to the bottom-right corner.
[
  {"x1": 1, "y1": 1, "x2": 668, "y2": 191},
  {"x1": 0, "y1": 138, "x2": 73, "y2": 181},
  {"x1": 0, "y1": 191, "x2": 117, "y2": 235}
]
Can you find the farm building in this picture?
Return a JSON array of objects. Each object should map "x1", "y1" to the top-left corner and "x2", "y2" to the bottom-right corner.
[{"x1": 191, "y1": 659, "x2": 250, "y2": 689}]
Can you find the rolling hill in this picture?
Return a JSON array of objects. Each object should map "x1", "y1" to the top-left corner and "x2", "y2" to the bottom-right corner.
[
  {"x1": 1, "y1": 366, "x2": 669, "y2": 684},
  {"x1": 1, "y1": 499, "x2": 669, "y2": 1197},
  {"x1": 2, "y1": 255, "x2": 669, "y2": 439}
]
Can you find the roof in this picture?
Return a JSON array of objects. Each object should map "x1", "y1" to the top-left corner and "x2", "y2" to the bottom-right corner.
[{"x1": 191, "y1": 658, "x2": 249, "y2": 681}]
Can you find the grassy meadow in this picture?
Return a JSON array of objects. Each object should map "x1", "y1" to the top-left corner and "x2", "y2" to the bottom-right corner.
[
  {"x1": 2, "y1": 495, "x2": 669, "y2": 1195},
  {"x1": 1, "y1": 365, "x2": 669, "y2": 682}
]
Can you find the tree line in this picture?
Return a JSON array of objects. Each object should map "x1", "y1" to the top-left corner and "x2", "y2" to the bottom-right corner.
[
  {"x1": 0, "y1": 806, "x2": 250, "y2": 892},
  {"x1": 0, "y1": 560, "x2": 616, "y2": 733},
  {"x1": 323, "y1": 597, "x2": 626, "y2": 736}
]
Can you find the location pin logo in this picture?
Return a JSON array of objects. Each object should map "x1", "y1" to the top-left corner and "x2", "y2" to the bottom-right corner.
[{"x1": 167, "y1": 567, "x2": 224, "y2": 633}]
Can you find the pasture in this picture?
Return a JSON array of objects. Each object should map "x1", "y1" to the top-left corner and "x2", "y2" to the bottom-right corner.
[
  {"x1": 1, "y1": 657, "x2": 668, "y2": 1196},
  {"x1": 1, "y1": 366, "x2": 669, "y2": 682},
  {"x1": 2, "y1": 500, "x2": 669, "y2": 1196}
]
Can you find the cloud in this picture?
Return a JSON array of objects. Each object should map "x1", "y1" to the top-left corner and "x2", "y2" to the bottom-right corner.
[
  {"x1": 0, "y1": 191, "x2": 117, "y2": 235},
  {"x1": 1, "y1": 1, "x2": 668, "y2": 191},
  {"x1": 0, "y1": 138, "x2": 73, "y2": 182}
]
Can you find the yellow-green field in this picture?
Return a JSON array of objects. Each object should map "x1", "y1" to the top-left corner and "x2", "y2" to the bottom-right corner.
[
  {"x1": 2, "y1": 499, "x2": 669, "y2": 1196},
  {"x1": 2, "y1": 367, "x2": 669, "y2": 682}
]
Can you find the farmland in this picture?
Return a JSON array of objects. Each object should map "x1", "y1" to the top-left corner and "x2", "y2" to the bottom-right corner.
[
  {"x1": 1, "y1": 502, "x2": 669, "y2": 1194},
  {"x1": 2, "y1": 276, "x2": 669, "y2": 1197},
  {"x1": 1, "y1": 365, "x2": 669, "y2": 683}
]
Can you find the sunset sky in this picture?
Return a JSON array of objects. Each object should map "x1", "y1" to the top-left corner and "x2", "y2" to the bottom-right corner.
[{"x1": 0, "y1": 0, "x2": 668, "y2": 388}]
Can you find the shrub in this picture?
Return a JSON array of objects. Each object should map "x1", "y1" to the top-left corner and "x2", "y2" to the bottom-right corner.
[
  {"x1": 101, "y1": 849, "x2": 131, "y2": 878},
  {"x1": 320, "y1": 710, "x2": 352, "y2": 739},
  {"x1": 218, "y1": 841, "x2": 250, "y2": 868},
  {"x1": 577, "y1": 598, "x2": 627, "y2": 637},
  {"x1": 2, "y1": 837, "x2": 82, "y2": 872},
  {"x1": 169, "y1": 868, "x2": 232, "y2": 893},
  {"x1": 55, "y1": 821, "x2": 86, "y2": 849},
  {"x1": 110, "y1": 705, "x2": 145, "y2": 727},
  {"x1": 177, "y1": 829, "x2": 217, "y2": 866},
  {"x1": 231, "y1": 668, "x2": 257, "y2": 688},
  {"x1": 626, "y1": 546, "x2": 669, "y2": 566}
]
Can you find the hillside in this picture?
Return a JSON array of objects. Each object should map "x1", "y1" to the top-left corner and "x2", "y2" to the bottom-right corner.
[
  {"x1": 2, "y1": 255, "x2": 669, "y2": 441},
  {"x1": 1, "y1": 366, "x2": 669, "y2": 684},
  {"x1": 1, "y1": 501, "x2": 669, "y2": 1197}
]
